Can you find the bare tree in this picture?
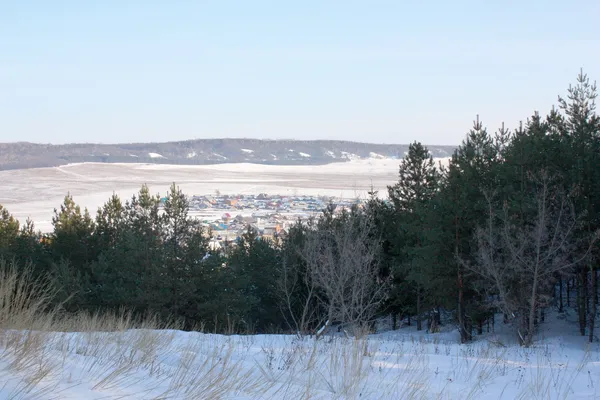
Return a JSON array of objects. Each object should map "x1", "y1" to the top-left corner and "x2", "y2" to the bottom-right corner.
[
  {"x1": 467, "y1": 171, "x2": 599, "y2": 346},
  {"x1": 276, "y1": 244, "x2": 324, "y2": 336},
  {"x1": 299, "y1": 212, "x2": 389, "y2": 337}
]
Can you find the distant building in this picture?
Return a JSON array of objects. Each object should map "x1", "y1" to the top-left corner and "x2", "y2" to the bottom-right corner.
[{"x1": 205, "y1": 196, "x2": 216, "y2": 205}]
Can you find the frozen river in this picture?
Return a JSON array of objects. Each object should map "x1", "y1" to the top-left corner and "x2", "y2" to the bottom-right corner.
[{"x1": 0, "y1": 158, "x2": 449, "y2": 232}]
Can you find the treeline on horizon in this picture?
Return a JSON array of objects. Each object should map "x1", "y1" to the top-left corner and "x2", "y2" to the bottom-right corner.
[{"x1": 1, "y1": 72, "x2": 599, "y2": 347}]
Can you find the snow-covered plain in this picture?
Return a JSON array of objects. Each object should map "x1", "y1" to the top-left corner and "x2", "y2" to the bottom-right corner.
[
  {"x1": 1, "y1": 310, "x2": 598, "y2": 399},
  {"x1": 0, "y1": 158, "x2": 450, "y2": 233}
]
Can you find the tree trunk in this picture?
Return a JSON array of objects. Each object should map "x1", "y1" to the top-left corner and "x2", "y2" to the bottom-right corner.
[
  {"x1": 392, "y1": 313, "x2": 397, "y2": 331},
  {"x1": 317, "y1": 304, "x2": 335, "y2": 338},
  {"x1": 519, "y1": 313, "x2": 529, "y2": 346},
  {"x1": 589, "y1": 266, "x2": 596, "y2": 343},
  {"x1": 578, "y1": 268, "x2": 588, "y2": 336},
  {"x1": 416, "y1": 286, "x2": 422, "y2": 331},
  {"x1": 477, "y1": 319, "x2": 483, "y2": 335},
  {"x1": 427, "y1": 312, "x2": 431, "y2": 332},
  {"x1": 455, "y1": 216, "x2": 470, "y2": 343},
  {"x1": 465, "y1": 316, "x2": 473, "y2": 342},
  {"x1": 527, "y1": 274, "x2": 538, "y2": 347},
  {"x1": 567, "y1": 278, "x2": 571, "y2": 308},
  {"x1": 593, "y1": 270, "x2": 598, "y2": 305},
  {"x1": 559, "y1": 277, "x2": 564, "y2": 313},
  {"x1": 407, "y1": 314, "x2": 411, "y2": 327},
  {"x1": 431, "y1": 317, "x2": 439, "y2": 333},
  {"x1": 457, "y1": 268, "x2": 470, "y2": 343}
]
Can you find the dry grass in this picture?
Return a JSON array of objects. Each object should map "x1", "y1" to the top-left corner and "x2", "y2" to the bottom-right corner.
[
  {"x1": 0, "y1": 259, "x2": 597, "y2": 399},
  {"x1": 0, "y1": 260, "x2": 59, "y2": 331}
]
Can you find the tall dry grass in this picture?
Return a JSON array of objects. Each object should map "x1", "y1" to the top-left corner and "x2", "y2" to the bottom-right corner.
[
  {"x1": 0, "y1": 259, "x2": 59, "y2": 331},
  {"x1": 0, "y1": 258, "x2": 596, "y2": 399}
]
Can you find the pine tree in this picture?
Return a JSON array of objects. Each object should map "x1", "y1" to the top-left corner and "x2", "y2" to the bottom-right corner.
[
  {"x1": 388, "y1": 142, "x2": 439, "y2": 212},
  {"x1": 439, "y1": 117, "x2": 501, "y2": 342},
  {"x1": 363, "y1": 192, "x2": 399, "y2": 327},
  {"x1": 554, "y1": 70, "x2": 600, "y2": 341},
  {"x1": 51, "y1": 194, "x2": 97, "y2": 266},
  {"x1": 125, "y1": 184, "x2": 163, "y2": 277},
  {"x1": 388, "y1": 142, "x2": 440, "y2": 331},
  {"x1": 226, "y1": 226, "x2": 281, "y2": 331},
  {"x1": 0, "y1": 204, "x2": 20, "y2": 257},
  {"x1": 95, "y1": 193, "x2": 125, "y2": 251},
  {"x1": 161, "y1": 183, "x2": 209, "y2": 324},
  {"x1": 81, "y1": 185, "x2": 165, "y2": 314}
]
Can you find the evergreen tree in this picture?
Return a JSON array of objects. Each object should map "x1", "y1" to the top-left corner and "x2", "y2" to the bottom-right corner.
[
  {"x1": 161, "y1": 183, "x2": 209, "y2": 324},
  {"x1": 226, "y1": 227, "x2": 281, "y2": 331},
  {"x1": 439, "y1": 117, "x2": 502, "y2": 342},
  {"x1": 554, "y1": 70, "x2": 600, "y2": 341},
  {"x1": 363, "y1": 192, "x2": 400, "y2": 327},
  {"x1": 124, "y1": 184, "x2": 163, "y2": 284},
  {"x1": 14, "y1": 219, "x2": 48, "y2": 276},
  {"x1": 0, "y1": 204, "x2": 20, "y2": 258},
  {"x1": 50, "y1": 193, "x2": 97, "y2": 264},
  {"x1": 47, "y1": 194, "x2": 98, "y2": 310},
  {"x1": 95, "y1": 193, "x2": 125, "y2": 251},
  {"x1": 388, "y1": 141, "x2": 440, "y2": 331}
]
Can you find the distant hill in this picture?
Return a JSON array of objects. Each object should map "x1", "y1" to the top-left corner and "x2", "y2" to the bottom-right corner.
[{"x1": 0, "y1": 139, "x2": 456, "y2": 171}]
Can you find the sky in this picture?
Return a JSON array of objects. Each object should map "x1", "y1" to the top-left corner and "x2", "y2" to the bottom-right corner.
[{"x1": 1, "y1": 1, "x2": 599, "y2": 145}]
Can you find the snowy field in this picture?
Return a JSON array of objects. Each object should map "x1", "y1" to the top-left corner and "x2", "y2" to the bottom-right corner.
[
  {"x1": 1, "y1": 310, "x2": 598, "y2": 399},
  {"x1": 0, "y1": 158, "x2": 451, "y2": 233}
]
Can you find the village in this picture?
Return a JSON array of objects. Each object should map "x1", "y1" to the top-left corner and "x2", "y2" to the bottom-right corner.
[{"x1": 161, "y1": 193, "x2": 366, "y2": 249}]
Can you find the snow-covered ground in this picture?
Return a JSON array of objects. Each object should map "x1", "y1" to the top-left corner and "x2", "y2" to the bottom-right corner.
[
  {"x1": 0, "y1": 158, "x2": 449, "y2": 233},
  {"x1": 0, "y1": 309, "x2": 598, "y2": 399}
]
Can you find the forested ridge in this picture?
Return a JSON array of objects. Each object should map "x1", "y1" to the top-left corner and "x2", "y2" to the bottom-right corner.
[{"x1": 1, "y1": 72, "x2": 599, "y2": 347}]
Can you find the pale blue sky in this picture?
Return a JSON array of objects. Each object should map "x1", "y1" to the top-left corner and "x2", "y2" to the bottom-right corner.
[{"x1": 1, "y1": 1, "x2": 599, "y2": 145}]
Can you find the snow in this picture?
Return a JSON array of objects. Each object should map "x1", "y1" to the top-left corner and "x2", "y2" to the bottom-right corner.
[
  {"x1": 187, "y1": 151, "x2": 197, "y2": 158},
  {"x1": 341, "y1": 151, "x2": 360, "y2": 160},
  {"x1": 369, "y1": 152, "x2": 385, "y2": 159},
  {"x1": 240, "y1": 149, "x2": 254, "y2": 154},
  {"x1": 1, "y1": 310, "x2": 598, "y2": 399},
  {"x1": 326, "y1": 150, "x2": 336, "y2": 157},
  {"x1": 148, "y1": 152, "x2": 165, "y2": 158},
  {"x1": 129, "y1": 154, "x2": 139, "y2": 158},
  {"x1": 286, "y1": 149, "x2": 312, "y2": 157}
]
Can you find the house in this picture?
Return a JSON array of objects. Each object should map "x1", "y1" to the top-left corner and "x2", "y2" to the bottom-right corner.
[{"x1": 205, "y1": 195, "x2": 216, "y2": 205}]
